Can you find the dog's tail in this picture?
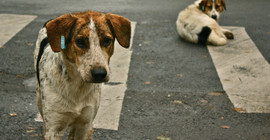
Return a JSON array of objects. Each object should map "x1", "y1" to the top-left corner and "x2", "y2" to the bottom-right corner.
[
  {"x1": 34, "y1": 28, "x2": 49, "y2": 86},
  {"x1": 197, "y1": 26, "x2": 212, "y2": 45}
]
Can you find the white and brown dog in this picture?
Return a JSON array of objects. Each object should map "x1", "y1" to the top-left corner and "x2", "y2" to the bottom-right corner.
[
  {"x1": 34, "y1": 11, "x2": 131, "y2": 140},
  {"x1": 176, "y1": 0, "x2": 234, "y2": 46}
]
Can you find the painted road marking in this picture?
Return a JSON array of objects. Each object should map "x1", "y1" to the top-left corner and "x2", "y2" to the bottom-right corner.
[
  {"x1": 208, "y1": 26, "x2": 270, "y2": 113},
  {"x1": 93, "y1": 22, "x2": 136, "y2": 130},
  {"x1": 0, "y1": 14, "x2": 37, "y2": 47}
]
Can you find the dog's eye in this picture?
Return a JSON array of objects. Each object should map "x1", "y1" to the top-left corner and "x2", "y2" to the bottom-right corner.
[
  {"x1": 75, "y1": 38, "x2": 87, "y2": 49},
  {"x1": 103, "y1": 37, "x2": 112, "y2": 47}
]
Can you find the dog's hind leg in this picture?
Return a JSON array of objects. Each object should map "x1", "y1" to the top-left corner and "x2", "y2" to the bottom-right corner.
[
  {"x1": 198, "y1": 26, "x2": 212, "y2": 45},
  {"x1": 208, "y1": 30, "x2": 227, "y2": 46}
]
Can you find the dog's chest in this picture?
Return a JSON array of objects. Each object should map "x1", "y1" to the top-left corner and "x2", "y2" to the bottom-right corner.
[
  {"x1": 40, "y1": 49, "x2": 101, "y2": 116},
  {"x1": 43, "y1": 79, "x2": 101, "y2": 116}
]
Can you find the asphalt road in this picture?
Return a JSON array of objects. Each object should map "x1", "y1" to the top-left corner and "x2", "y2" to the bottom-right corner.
[{"x1": 0, "y1": 0, "x2": 270, "y2": 140}]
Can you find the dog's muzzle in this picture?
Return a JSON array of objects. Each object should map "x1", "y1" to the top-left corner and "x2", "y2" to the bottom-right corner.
[{"x1": 91, "y1": 67, "x2": 108, "y2": 83}]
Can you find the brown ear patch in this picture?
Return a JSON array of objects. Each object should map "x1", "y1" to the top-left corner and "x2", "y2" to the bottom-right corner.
[
  {"x1": 46, "y1": 14, "x2": 76, "y2": 52},
  {"x1": 199, "y1": 0, "x2": 208, "y2": 11},
  {"x1": 106, "y1": 13, "x2": 131, "y2": 48},
  {"x1": 221, "y1": 0, "x2": 226, "y2": 10}
]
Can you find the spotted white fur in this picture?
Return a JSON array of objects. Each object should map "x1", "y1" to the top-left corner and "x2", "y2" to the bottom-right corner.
[
  {"x1": 34, "y1": 21, "x2": 106, "y2": 139},
  {"x1": 34, "y1": 26, "x2": 101, "y2": 139},
  {"x1": 77, "y1": 18, "x2": 110, "y2": 82},
  {"x1": 34, "y1": 11, "x2": 131, "y2": 140},
  {"x1": 176, "y1": 0, "x2": 233, "y2": 46}
]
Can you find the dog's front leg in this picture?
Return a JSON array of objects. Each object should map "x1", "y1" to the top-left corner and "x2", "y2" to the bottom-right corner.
[
  {"x1": 68, "y1": 123, "x2": 93, "y2": 140},
  {"x1": 69, "y1": 106, "x2": 98, "y2": 140},
  {"x1": 43, "y1": 112, "x2": 73, "y2": 140},
  {"x1": 222, "y1": 28, "x2": 234, "y2": 39}
]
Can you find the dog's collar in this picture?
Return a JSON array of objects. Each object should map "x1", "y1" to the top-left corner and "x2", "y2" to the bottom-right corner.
[{"x1": 61, "y1": 36, "x2": 66, "y2": 50}]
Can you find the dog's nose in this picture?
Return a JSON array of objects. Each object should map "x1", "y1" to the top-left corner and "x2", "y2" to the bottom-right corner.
[
  {"x1": 91, "y1": 67, "x2": 107, "y2": 83},
  {"x1": 211, "y1": 15, "x2": 217, "y2": 20}
]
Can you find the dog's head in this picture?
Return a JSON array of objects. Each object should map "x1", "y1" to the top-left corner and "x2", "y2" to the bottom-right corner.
[
  {"x1": 45, "y1": 11, "x2": 131, "y2": 83},
  {"x1": 198, "y1": 0, "x2": 226, "y2": 21}
]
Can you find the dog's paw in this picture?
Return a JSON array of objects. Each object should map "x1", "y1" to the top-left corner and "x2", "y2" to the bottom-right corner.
[
  {"x1": 224, "y1": 32, "x2": 234, "y2": 39},
  {"x1": 87, "y1": 128, "x2": 94, "y2": 140}
]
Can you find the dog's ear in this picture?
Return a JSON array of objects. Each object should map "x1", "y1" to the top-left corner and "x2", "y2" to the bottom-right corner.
[
  {"x1": 221, "y1": 0, "x2": 226, "y2": 10},
  {"x1": 199, "y1": 0, "x2": 207, "y2": 11},
  {"x1": 106, "y1": 13, "x2": 131, "y2": 48},
  {"x1": 46, "y1": 14, "x2": 76, "y2": 52}
]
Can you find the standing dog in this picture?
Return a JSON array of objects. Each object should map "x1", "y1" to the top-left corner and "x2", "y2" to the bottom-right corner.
[
  {"x1": 176, "y1": 0, "x2": 234, "y2": 46},
  {"x1": 34, "y1": 11, "x2": 131, "y2": 140}
]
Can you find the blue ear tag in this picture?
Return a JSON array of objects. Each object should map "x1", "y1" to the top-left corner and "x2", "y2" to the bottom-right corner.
[
  {"x1": 202, "y1": 6, "x2": 205, "y2": 11},
  {"x1": 61, "y1": 36, "x2": 66, "y2": 50}
]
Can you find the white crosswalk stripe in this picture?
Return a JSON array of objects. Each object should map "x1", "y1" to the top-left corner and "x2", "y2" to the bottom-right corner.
[
  {"x1": 208, "y1": 26, "x2": 270, "y2": 113},
  {"x1": 0, "y1": 14, "x2": 37, "y2": 47}
]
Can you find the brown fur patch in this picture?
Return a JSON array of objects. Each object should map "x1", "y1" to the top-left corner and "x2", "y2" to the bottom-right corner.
[
  {"x1": 106, "y1": 13, "x2": 131, "y2": 48},
  {"x1": 199, "y1": 0, "x2": 226, "y2": 13},
  {"x1": 46, "y1": 11, "x2": 131, "y2": 65},
  {"x1": 46, "y1": 14, "x2": 76, "y2": 52},
  {"x1": 224, "y1": 31, "x2": 234, "y2": 39},
  {"x1": 215, "y1": 0, "x2": 226, "y2": 12}
]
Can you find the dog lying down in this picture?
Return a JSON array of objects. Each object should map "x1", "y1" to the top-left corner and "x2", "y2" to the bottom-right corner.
[
  {"x1": 34, "y1": 10, "x2": 131, "y2": 140},
  {"x1": 176, "y1": 0, "x2": 234, "y2": 46}
]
